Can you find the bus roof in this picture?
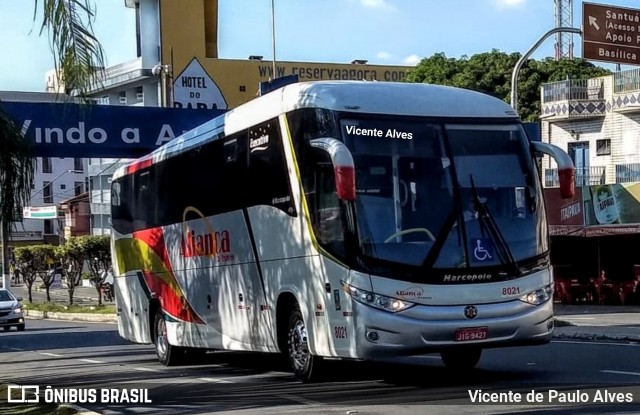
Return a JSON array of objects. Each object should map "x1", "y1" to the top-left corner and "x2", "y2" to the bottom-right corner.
[{"x1": 115, "y1": 81, "x2": 519, "y2": 178}]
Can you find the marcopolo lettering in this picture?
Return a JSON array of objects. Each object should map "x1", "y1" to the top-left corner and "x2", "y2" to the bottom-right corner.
[{"x1": 443, "y1": 273, "x2": 492, "y2": 282}]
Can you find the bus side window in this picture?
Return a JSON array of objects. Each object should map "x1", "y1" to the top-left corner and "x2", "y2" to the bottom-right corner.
[
  {"x1": 312, "y1": 154, "x2": 346, "y2": 257},
  {"x1": 134, "y1": 170, "x2": 154, "y2": 229},
  {"x1": 247, "y1": 120, "x2": 295, "y2": 215}
]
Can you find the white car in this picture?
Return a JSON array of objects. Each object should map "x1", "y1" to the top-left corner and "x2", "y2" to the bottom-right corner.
[{"x1": 0, "y1": 289, "x2": 25, "y2": 331}]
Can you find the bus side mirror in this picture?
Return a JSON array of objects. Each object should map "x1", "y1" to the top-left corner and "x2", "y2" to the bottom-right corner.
[
  {"x1": 531, "y1": 141, "x2": 575, "y2": 199},
  {"x1": 310, "y1": 138, "x2": 356, "y2": 201},
  {"x1": 557, "y1": 167, "x2": 575, "y2": 199}
]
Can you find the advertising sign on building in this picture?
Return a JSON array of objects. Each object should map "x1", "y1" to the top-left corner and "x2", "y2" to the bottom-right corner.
[
  {"x1": 545, "y1": 183, "x2": 640, "y2": 236},
  {"x1": 173, "y1": 58, "x2": 228, "y2": 110},
  {"x1": 22, "y1": 206, "x2": 59, "y2": 219}
]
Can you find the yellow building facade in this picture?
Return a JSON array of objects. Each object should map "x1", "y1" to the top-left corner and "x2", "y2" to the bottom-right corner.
[{"x1": 156, "y1": 0, "x2": 413, "y2": 109}]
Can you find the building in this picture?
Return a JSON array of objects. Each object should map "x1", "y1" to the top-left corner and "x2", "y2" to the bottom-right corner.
[
  {"x1": 59, "y1": 192, "x2": 91, "y2": 241},
  {"x1": 75, "y1": 0, "x2": 415, "y2": 236},
  {"x1": 0, "y1": 91, "x2": 89, "y2": 246},
  {"x1": 540, "y1": 67, "x2": 640, "y2": 304}
]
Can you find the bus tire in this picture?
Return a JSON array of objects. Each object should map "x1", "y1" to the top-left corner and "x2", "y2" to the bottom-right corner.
[
  {"x1": 287, "y1": 304, "x2": 322, "y2": 382},
  {"x1": 440, "y1": 347, "x2": 482, "y2": 371},
  {"x1": 154, "y1": 310, "x2": 183, "y2": 366}
]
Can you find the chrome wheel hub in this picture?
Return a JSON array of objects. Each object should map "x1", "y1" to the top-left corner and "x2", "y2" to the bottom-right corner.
[
  {"x1": 289, "y1": 319, "x2": 309, "y2": 370},
  {"x1": 156, "y1": 317, "x2": 168, "y2": 358}
]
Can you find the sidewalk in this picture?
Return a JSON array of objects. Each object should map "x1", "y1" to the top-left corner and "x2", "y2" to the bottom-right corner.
[
  {"x1": 5, "y1": 280, "x2": 109, "y2": 306},
  {"x1": 553, "y1": 303, "x2": 640, "y2": 343},
  {"x1": 4, "y1": 281, "x2": 640, "y2": 343}
]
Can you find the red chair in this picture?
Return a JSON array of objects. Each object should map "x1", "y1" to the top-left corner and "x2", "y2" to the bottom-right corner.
[
  {"x1": 618, "y1": 276, "x2": 640, "y2": 305},
  {"x1": 553, "y1": 279, "x2": 572, "y2": 304}
]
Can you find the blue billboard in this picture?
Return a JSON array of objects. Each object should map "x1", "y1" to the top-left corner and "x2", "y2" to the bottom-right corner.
[{"x1": 0, "y1": 101, "x2": 225, "y2": 158}]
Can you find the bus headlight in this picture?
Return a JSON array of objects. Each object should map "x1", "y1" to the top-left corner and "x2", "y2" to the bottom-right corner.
[
  {"x1": 342, "y1": 282, "x2": 414, "y2": 313},
  {"x1": 520, "y1": 284, "x2": 553, "y2": 305}
]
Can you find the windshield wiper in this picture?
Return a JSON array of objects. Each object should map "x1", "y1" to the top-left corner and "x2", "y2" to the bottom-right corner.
[{"x1": 469, "y1": 175, "x2": 522, "y2": 276}]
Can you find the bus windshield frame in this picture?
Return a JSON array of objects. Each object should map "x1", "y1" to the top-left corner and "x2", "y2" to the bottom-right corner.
[{"x1": 288, "y1": 109, "x2": 549, "y2": 284}]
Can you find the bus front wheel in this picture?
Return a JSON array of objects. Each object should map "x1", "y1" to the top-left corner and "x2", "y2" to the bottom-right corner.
[
  {"x1": 154, "y1": 310, "x2": 183, "y2": 366},
  {"x1": 440, "y1": 348, "x2": 482, "y2": 371},
  {"x1": 287, "y1": 305, "x2": 322, "y2": 382}
]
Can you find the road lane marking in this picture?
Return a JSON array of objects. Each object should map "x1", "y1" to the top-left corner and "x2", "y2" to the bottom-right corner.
[
  {"x1": 78, "y1": 358, "x2": 104, "y2": 364},
  {"x1": 40, "y1": 352, "x2": 63, "y2": 357},
  {"x1": 602, "y1": 370, "x2": 640, "y2": 377},
  {"x1": 552, "y1": 340, "x2": 640, "y2": 346},
  {"x1": 198, "y1": 377, "x2": 233, "y2": 384},
  {"x1": 278, "y1": 393, "x2": 324, "y2": 406},
  {"x1": 133, "y1": 367, "x2": 161, "y2": 372}
]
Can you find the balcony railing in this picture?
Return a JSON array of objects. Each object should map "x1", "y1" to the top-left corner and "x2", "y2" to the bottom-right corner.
[
  {"x1": 541, "y1": 78, "x2": 605, "y2": 104},
  {"x1": 616, "y1": 163, "x2": 640, "y2": 183},
  {"x1": 545, "y1": 166, "x2": 606, "y2": 187},
  {"x1": 613, "y1": 68, "x2": 640, "y2": 94}
]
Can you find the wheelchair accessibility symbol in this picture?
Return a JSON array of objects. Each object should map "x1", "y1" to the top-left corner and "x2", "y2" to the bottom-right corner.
[{"x1": 471, "y1": 238, "x2": 494, "y2": 262}]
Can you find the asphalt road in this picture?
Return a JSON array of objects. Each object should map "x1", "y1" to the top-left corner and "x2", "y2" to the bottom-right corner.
[{"x1": 1, "y1": 319, "x2": 640, "y2": 415}]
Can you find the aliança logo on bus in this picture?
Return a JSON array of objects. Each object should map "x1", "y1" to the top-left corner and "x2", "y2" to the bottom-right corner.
[{"x1": 180, "y1": 228, "x2": 234, "y2": 261}]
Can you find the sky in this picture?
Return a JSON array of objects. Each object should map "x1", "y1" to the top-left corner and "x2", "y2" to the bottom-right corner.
[{"x1": 1, "y1": 0, "x2": 639, "y2": 92}]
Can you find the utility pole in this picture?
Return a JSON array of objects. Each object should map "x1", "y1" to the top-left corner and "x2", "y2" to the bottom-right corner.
[{"x1": 1, "y1": 217, "x2": 10, "y2": 289}]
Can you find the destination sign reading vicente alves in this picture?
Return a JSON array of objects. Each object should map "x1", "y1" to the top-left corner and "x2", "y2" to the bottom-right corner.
[{"x1": 582, "y1": 2, "x2": 640, "y2": 65}]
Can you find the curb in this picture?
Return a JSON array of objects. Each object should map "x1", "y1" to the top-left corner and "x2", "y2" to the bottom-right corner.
[
  {"x1": 552, "y1": 332, "x2": 640, "y2": 343},
  {"x1": 24, "y1": 309, "x2": 117, "y2": 323}
]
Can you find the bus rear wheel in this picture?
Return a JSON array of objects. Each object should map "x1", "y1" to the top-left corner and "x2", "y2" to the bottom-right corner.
[
  {"x1": 440, "y1": 347, "x2": 482, "y2": 371},
  {"x1": 154, "y1": 310, "x2": 183, "y2": 366},
  {"x1": 287, "y1": 305, "x2": 322, "y2": 382}
]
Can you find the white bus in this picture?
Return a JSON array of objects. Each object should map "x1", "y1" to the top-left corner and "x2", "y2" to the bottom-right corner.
[{"x1": 110, "y1": 80, "x2": 575, "y2": 382}]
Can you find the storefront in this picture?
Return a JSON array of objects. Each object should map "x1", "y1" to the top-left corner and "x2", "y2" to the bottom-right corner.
[{"x1": 546, "y1": 184, "x2": 640, "y2": 305}]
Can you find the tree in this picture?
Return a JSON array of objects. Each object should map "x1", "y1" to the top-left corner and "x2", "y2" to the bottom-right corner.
[
  {"x1": 13, "y1": 245, "x2": 52, "y2": 303},
  {"x1": 0, "y1": 1, "x2": 106, "y2": 283},
  {"x1": 37, "y1": 245, "x2": 59, "y2": 302},
  {"x1": 405, "y1": 50, "x2": 612, "y2": 122},
  {"x1": 84, "y1": 235, "x2": 111, "y2": 305},
  {"x1": 34, "y1": 0, "x2": 106, "y2": 95},
  {"x1": 0, "y1": 110, "x2": 34, "y2": 286},
  {"x1": 55, "y1": 237, "x2": 86, "y2": 306}
]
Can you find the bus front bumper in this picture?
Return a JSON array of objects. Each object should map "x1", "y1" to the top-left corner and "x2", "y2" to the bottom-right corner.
[{"x1": 352, "y1": 299, "x2": 554, "y2": 359}]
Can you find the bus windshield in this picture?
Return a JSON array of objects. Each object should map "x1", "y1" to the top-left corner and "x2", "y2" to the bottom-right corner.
[{"x1": 340, "y1": 118, "x2": 547, "y2": 273}]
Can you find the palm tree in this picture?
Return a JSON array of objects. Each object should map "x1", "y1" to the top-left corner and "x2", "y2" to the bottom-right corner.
[
  {"x1": 1, "y1": 0, "x2": 106, "y2": 283},
  {"x1": 0, "y1": 110, "x2": 35, "y2": 284},
  {"x1": 36, "y1": 0, "x2": 106, "y2": 94}
]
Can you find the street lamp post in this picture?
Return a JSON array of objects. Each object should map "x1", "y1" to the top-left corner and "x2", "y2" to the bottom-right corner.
[{"x1": 510, "y1": 27, "x2": 582, "y2": 112}]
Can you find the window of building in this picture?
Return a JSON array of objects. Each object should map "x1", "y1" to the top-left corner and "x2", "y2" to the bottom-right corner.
[
  {"x1": 60, "y1": 184, "x2": 66, "y2": 190},
  {"x1": 74, "y1": 158, "x2": 83, "y2": 171},
  {"x1": 44, "y1": 219, "x2": 54, "y2": 235},
  {"x1": 42, "y1": 157, "x2": 52, "y2": 173},
  {"x1": 74, "y1": 181, "x2": 84, "y2": 196},
  {"x1": 596, "y1": 139, "x2": 611, "y2": 156},
  {"x1": 43, "y1": 181, "x2": 53, "y2": 203},
  {"x1": 239, "y1": 85, "x2": 246, "y2": 92}
]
